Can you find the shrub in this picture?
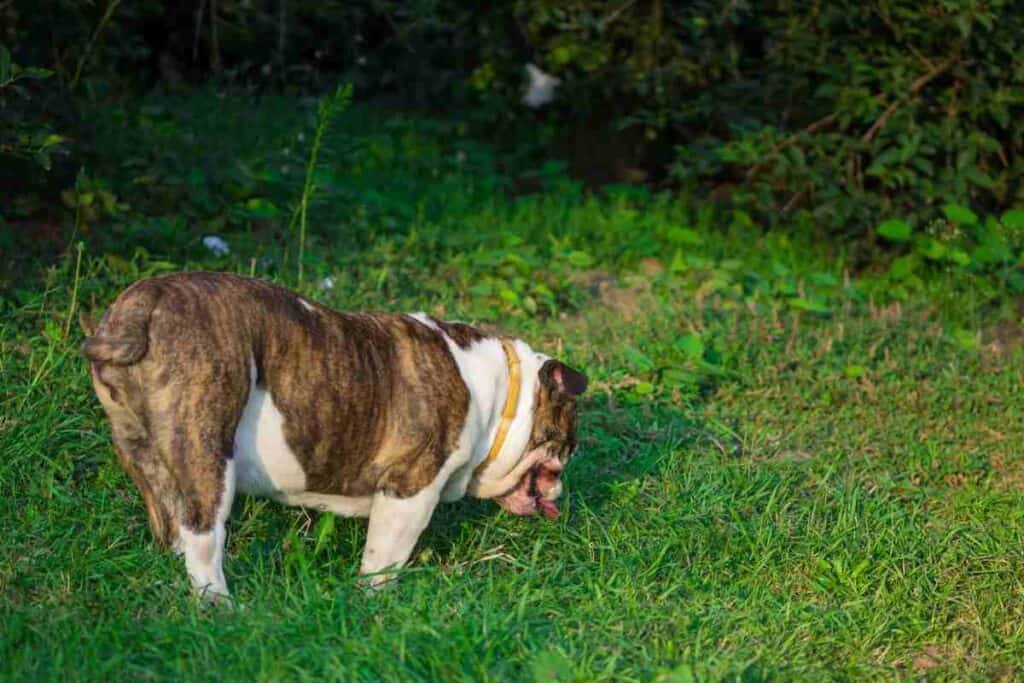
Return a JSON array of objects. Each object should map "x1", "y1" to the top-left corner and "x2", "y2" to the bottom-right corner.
[{"x1": 473, "y1": 0, "x2": 1024, "y2": 233}]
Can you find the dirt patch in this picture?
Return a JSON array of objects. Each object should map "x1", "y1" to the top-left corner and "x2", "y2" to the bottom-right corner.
[
  {"x1": 982, "y1": 299, "x2": 1024, "y2": 356},
  {"x1": 983, "y1": 324, "x2": 1024, "y2": 356},
  {"x1": 910, "y1": 645, "x2": 947, "y2": 673},
  {"x1": 988, "y1": 450, "x2": 1024, "y2": 492},
  {"x1": 569, "y1": 270, "x2": 654, "y2": 324}
]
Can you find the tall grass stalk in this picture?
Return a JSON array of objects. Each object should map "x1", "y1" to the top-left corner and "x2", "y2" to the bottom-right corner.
[
  {"x1": 289, "y1": 84, "x2": 351, "y2": 286},
  {"x1": 63, "y1": 242, "x2": 84, "y2": 339}
]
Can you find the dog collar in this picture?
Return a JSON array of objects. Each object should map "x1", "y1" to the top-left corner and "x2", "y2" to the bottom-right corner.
[{"x1": 474, "y1": 339, "x2": 521, "y2": 476}]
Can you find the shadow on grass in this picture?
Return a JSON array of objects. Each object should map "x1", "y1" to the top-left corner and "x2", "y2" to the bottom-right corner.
[{"x1": 420, "y1": 391, "x2": 729, "y2": 556}]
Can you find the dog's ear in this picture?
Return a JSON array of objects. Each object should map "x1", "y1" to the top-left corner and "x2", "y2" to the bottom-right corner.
[{"x1": 540, "y1": 359, "x2": 588, "y2": 397}]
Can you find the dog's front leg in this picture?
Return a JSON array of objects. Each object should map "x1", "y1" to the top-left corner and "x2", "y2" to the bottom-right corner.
[{"x1": 359, "y1": 485, "x2": 440, "y2": 587}]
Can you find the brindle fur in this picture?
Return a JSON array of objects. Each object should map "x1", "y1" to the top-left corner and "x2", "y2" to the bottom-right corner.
[{"x1": 84, "y1": 272, "x2": 470, "y2": 545}]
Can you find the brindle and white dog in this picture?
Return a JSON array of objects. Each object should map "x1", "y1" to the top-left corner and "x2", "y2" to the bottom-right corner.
[{"x1": 83, "y1": 272, "x2": 586, "y2": 601}]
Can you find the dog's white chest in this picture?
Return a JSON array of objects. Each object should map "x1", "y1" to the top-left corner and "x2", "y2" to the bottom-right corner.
[{"x1": 233, "y1": 386, "x2": 308, "y2": 496}]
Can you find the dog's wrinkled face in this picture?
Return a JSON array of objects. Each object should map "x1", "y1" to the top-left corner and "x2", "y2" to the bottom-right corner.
[{"x1": 496, "y1": 359, "x2": 587, "y2": 518}]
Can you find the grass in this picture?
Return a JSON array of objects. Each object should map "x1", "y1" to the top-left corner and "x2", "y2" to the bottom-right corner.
[{"x1": 2, "y1": 90, "x2": 1023, "y2": 681}]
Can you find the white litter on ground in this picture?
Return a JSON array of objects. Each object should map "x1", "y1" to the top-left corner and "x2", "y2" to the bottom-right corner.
[
  {"x1": 523, "y1": 63, "x2": 560, "y2": 109},
  {"x1": 202, "y1": 235, "x2": 231, "y2": 256}
]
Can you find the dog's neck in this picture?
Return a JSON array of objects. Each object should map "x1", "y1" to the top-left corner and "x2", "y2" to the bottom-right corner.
[
  {"x1": 463, "y1": 337, "x2": 543, "y2": 497},
  {"x1": 464, "y1": 335, "x2": 544, "y2": 481},
  {"x1": 408, "y1": 313, "x2": 543, "y2": 498},
  {"x1": 473, "y1": 339, "x2": 522, "y2": 477}
]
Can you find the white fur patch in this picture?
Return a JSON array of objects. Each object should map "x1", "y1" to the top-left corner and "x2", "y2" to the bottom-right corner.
[
  {"x1": 297, "y1": 298, "x2": 315, "y2": 312},
  {"x1": 234, "y1": 361, "x2": 307, "y2": 496},
  {"x1": 405, "y1": 314, "x2": 543, "y2": 499},
  {"x1": 233, "y1": 358, "x2": 370, "y2": 517},
  {"x1": 279, "y1": 492, "x2": 372, "y2": 517},
  {"x1": 178, "y1": 458, "x2": 235, "y2": 601}
]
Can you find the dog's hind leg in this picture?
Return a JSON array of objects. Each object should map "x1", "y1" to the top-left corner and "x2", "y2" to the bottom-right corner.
[
  {"x1": 148, "y1": 382, "x2": 247, "y2": 604},
  {"x1": 174, "y1": 457, "x2": 236, "y2": 604},
  {"x1": 113, "y1": 442, "x2": 180, "y2": 547}
]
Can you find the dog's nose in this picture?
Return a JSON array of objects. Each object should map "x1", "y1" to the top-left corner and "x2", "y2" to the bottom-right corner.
[{"x1": 542, "y1": 457, "x2": 563, "y2": 474}]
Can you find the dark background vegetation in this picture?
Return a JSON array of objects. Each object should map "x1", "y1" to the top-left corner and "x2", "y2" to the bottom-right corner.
[{"x1": 2, "y1": 0, "x2": 1023, "y2": 290}]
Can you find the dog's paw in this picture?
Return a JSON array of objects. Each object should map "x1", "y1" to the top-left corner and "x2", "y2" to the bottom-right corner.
[
  {"x1": 356, "y1": 571, "x2": 397, "y2": 593},
  {"x1": 195, "y1": 583, "x2": 235, "y2": 609}
]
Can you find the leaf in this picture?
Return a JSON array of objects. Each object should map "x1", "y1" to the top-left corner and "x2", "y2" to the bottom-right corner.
[
  {"x1": 877, "y1": 218, "x2": 911, "y2": 242},
  {"x1": 313, "y1": 513, "x2": 335, "y2": 557},
  {"x1": 567, "y1": 250, "x2": 594, "y2": 268},
  {"x1": 676, "y1": 334, "x2": 705, "y2": 360},
  {"x1": 625, "y1": 346, "x2": 655, "y2": 371},
  {"x1": 889, "y1": 255, "x2": 916, "y2": 280},
  {"x1": 1007, "y1": 270, "x2": 1024, "y2": 294},
  {"x1": 104, "y1": 253, "x2": 134, "y2": 275},
  {"x1": 32, "y1": 150, "x2": 52, "y2": 170},
  {"x1": 915, "y1": 238, "x2": 946, "y2": 261},
  {"x1": 243, "y1": 197, "x2": 281, "y2": 218},
  {"x1": 42, "y1": 134, "x2": 66, "y2": 148},
  {"x1": 947, "y1": 247, "x2": 970, "y2": 266},
  {"x1": 789, "y1": 298, "x2": 831, "y2": 315},
  {"x1": 809, "y1": 272, "x2": 840, "y2": 288},
  {"x1": 1000, "y1": 209, "x2": 1024, "y2": 230},
  {"x1": 661, "y1": 367, "x2": 700, "y2": 388},
  {"x1": 669, "y1": 250, "x2": 688, "y2": 274},
  {"x1": 666, "y1": 226, "x2": 702, "y2": 246},
  {"x1": 942, "y1": 203, "x2": 978, "y2": 226},
  {"x1": 20, "y1": 67, "x2": 53, "y2": 80},
  {"x1": 952, "y1": 328, "x2": 977, "y2": 350},
  {"x1": 965, "y1": 167, "x2": 995, "y2": 189},
  {"x1": 844, "y1": 364, "x2": 866, "y2": 379},
  {"x1": 499, "y1": 288, "x2": 519, "y2": 303},
  {"x1": 658, "y1": 663, "x2": 696, "y2": 683},
  {"x1": 633, "y1": 381, "x2": 655, "y2": 396}
]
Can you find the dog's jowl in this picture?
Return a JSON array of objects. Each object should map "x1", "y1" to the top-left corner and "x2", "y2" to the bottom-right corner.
[{"x1": 83, "y1": 272, "x2": 586, "y2": 601}]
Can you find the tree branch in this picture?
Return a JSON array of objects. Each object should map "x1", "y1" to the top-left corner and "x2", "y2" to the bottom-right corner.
[
  {"x1": 744, "y1": 113, "x2": 838, "y2": 182},
  {"x1": 861, "y1": 58, "x2": 954, "y2": 144},
  {"x1": 742, "y1": 57, "x2": 956, "y2": 185}
]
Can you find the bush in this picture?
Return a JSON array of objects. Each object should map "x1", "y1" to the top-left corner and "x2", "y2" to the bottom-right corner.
[
  {"x1": 472, "y1": 0, "x2": 1024, "y2": 233},
  {"x1": 5, "y1": 0, "x2": 1024, "y2": 244}
]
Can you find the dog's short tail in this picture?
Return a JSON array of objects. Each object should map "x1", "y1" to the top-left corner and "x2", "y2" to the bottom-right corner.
[{"x1": 82, "y1": 284, "x2": 162, "y2": 366}]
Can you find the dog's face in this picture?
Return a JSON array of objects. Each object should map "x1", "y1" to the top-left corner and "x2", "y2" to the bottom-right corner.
[{"x1": 495, "y1": 359, "x2": 587, "y2": 518}]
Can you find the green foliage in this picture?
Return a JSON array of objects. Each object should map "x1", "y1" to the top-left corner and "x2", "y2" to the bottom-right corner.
[
  {"x1": 0, "y1": 45, "x2": 65, "y2": 170},
  {"x1": 466, "y1": 1, "x2": 1024, "y2": 233},
  {"x1": 9, "y1": 0, "x2": 1024, "y2": 243},
  {"x1": 876, "y1": 205, "x2": 1023, "y2": 297}
]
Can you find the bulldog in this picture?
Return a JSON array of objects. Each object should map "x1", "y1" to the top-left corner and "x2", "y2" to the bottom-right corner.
[{"x1": 83, "y1": 272, "x2": 586, "y2": 601}]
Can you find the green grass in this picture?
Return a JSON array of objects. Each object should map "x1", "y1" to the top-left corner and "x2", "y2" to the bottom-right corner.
[{"x1": 2, "y1": 91, "x2": 1023, "y2": 681}]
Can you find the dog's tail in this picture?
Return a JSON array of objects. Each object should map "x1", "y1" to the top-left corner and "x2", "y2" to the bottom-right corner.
[
  {"x1": 82, "y1": 283, "x2": 162, "y2": 366},
  {"x1": 84, "y1": 282, "x2": 179, "y2": 547}
]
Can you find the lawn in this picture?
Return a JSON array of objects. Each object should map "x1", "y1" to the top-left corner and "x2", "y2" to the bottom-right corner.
[{"x1": 1, "y1": 92, "x2": 1022, "y2": 681}]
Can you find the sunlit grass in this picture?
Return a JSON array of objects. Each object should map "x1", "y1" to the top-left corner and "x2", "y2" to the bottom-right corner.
[{"x1": 1, "y1": 92, "x2": 1021, "y2": 681}]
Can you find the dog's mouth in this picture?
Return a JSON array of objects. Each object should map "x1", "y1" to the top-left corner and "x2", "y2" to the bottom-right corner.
[{"x1": 495, "y1": 460, "x2": 562, "y2": 519}]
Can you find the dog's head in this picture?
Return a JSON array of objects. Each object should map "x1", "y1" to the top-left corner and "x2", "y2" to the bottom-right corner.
[{"x1": 491, "y1": 358, "x2": 587, "y2": 519}]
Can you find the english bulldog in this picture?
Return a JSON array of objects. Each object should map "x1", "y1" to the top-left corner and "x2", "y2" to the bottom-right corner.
[{"x1": 83, "y1": 272, "x2": 586, "y2": 601}]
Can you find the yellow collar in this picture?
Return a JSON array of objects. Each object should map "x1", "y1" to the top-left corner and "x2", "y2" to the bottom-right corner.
[{"x1": 474, "y1": 339, "x2": 521, "y2": 476}]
